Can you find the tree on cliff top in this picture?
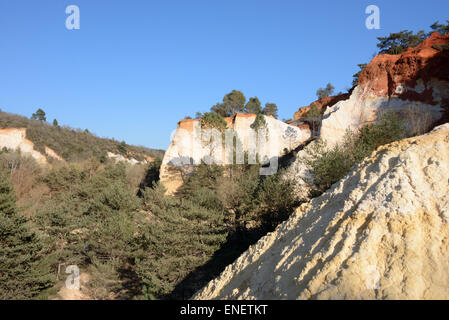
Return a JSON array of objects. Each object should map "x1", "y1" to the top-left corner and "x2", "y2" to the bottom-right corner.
[
  {"x1": 375, "y1": 21, "x2": 449, "y2": 55},
  {"x1": 316, "y1": 83, "x2": 335, "y2": 100},
  {"x1": 262, "y1": 103, "x2": 278, "y2": 119},
  {"x1": 305, "y1": 103, "x2": 322, "y2": 136},
  {"x1": 31, "y1": 108, "x2": 46, "y2": 122},
  {"x1": 244, "y1": 97, "x2": 262, "y2": 114},
  {"x1": 210, "y1": 91, "x2": 279, "y2": 119},
  {"x1": 352, "y1": 63, "x2": 368, "y2": 87},
  {"x1": 211, "y1": 90, "x2": 246, "y2": 117},
  {"x1": 376, "y1": 30, "x2": 427, "y2": 55},
  {"x1": 430, "y1": 20, "x2": 449, "y2": 35},
  {"x1": 223, "y1": 90, "x2": 246, "y2": 116}
]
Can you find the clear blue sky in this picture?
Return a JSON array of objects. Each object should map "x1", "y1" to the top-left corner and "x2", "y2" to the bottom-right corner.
[{"x1": 1, "y1": 0, "x2": 448, "y2": 150}]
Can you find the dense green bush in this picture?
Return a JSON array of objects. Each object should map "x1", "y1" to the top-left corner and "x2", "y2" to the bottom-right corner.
[
  {"x1": 135, "y1": 182, "x2": 227, "y2": 299},
  {"x1": 304, "y1": 111, "x2": 407, "y2": 194},
  {"x1": 0, "y1": 172, "x2": 54, "y2": 299},
  {"x1": 179, "y1": 162, "x2": 300, "y2": 234},
  {"x1": 132, "y1": 161, "x2": 300, "y2": 300},
  {"x1": 0, "y1": 129, "x2": 301, "y2": 300},
  {"x1": 200, "y1": 112, "x2": 227, "y2": 131},
  {"x1": 33, "y1": 162, "x2": 143, "y2": 298},
  {"x1": 304, "y1": 103, "x2": 321, "y2": 136},
  {"x1": 138, "y1": 159, "x2": 162, "y2": 191},
  {"x1": 255, "y1": 172, "x2": 300, "y2": 230},
  {"x1": 250, "y1": 113, "x2": 268, "y2": 133}
]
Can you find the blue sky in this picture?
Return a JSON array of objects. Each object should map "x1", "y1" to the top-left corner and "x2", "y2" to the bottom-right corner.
[{"x1": 0, "y1": 0, "x2": 448, "y2": 150}]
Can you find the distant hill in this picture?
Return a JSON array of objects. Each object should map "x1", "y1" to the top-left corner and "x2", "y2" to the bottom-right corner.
[{"x1": 0, "y1": 110, "x2": 164, "y2": 163}]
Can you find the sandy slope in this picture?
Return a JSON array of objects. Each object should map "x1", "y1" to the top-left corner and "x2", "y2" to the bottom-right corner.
[{"x1": 194, "y1": 124, "x2": 449, "y2": 300}]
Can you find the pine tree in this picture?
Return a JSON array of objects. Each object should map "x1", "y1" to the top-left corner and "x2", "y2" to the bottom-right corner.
[
  {"x1": 305, "y1": 103, "x2": 322, "y2": 136},
  {"x1": 376, "y1": 30, "x2": 427, "y2": 55},
  {"x1": 262, "y1": 103, "x2": 278, "y2": 119},
  {"x1": 352, "y1": 63, "x2": 368, "y2": 87},
  {"x1": 430, "y1": 20, "x2": 449, "y2": 35},
  {"x1": 0, "y1": 173, "x2": 54, "y2": 299},
  {"x1": 31, "y1": 108, "x2": 46, "y2": 122},
  {"x1": 244, "y1": 97, "x2": 262, "y2": 114},
  {"x1": 222, "y1": 90, "x2": 246, "y2": 116},
  {"x1": 316, "y1": 83, "x2": 335, "y2": 99}
]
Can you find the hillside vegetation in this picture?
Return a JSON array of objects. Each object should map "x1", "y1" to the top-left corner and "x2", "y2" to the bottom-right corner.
[
  {"x1": 0, "y1": 107, "x2": 440, "y2": 299},
  {"x1": 0, "y1": 146, "x2": 300, "y2": 299},
  {"x1": 194, "y1": 124, "x2": 449, "y2": 300},
  {"x1": 1, "y1": 23, "x2": 447, "y2": 300},
  {"x1": 0, "y1": 110, "x2": 164, "y2": 162},
  {"x1": 0, "y1": 110, "x2": 301, "y2": 299}
]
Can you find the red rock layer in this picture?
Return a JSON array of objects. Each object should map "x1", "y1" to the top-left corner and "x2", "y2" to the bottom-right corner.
[
  {"x1": 358, "y1": 32, "x2": 449, "y2": 105},
  {"x1": 292, "y1": 93, "x2": 350, "y2": 122}
]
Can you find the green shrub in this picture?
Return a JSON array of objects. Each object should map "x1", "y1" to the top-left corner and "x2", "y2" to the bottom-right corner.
[
  {"x1": 304, "y1": 111, "x2": 407, "y2": 193},
  {"x1": 250, "y1": 113, "x2": 267, "y2": 132},
  {"x1": 201, "y1": 112, "x2": 227, "y2": 131},
  {"x1": 254, "y1": 172, "x2": 300, "y2": 230},
  {"x1": 176, "y1": 163, "x2": 224, "y2": 198},
  {"x1": 432, "y1": 44, "x2": 449, "y2": 51},
  {"x1": 135, "y1": 161, "x2": 300, "y2": 299},
  {"x1": 33, "y1": 162, "x2": 143, "y2": 299},
  {"x1": 0, "y1": 110, "x2": 164, "y2": 162},
  {"x1": 138, "y1": 160, "x2": 161, "y2": 193},
  {"x1": 117, "y1": 141, "x2": 127, "y2": 155},
  {"x1": 135, "y1": 185, "x2": 227, "y2": 299},
  {"x1": 0, "y1": 172, "x2": 54, "y2": 299},
  {"x1": 305, "y1": 103, "x2": 321, "y2": 136}
]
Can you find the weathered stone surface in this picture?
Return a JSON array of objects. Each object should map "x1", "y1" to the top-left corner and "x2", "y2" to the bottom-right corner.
[
  {"x1": 106, "y1": 152, "x2": 148, "y2": 165},
  {"x1": 320, "y1": 86, "x2": 445, "y2": 147},
  {"x1": 193, "y1": 124, "x2": 449, "y2": 300},
  {"x1": 290, "y1": 93, "x2": 350, "y2": 125},
  {"x1": 358, "y1": 32, "x2": 449, "y2": 102},
  {"x1": 320, "y1": 32, "x2": 449, "y2": 147},
  {"x1": 0, "y1": 128, "x2": 62, "y2": 164},
  {"x1": 160, "y1": 114, "x2": 311, "y2": 194}
]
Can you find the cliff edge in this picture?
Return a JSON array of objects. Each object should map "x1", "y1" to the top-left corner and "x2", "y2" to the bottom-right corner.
[{"x1": 194, "y1": 124, "x2": 449, "y2": 300}]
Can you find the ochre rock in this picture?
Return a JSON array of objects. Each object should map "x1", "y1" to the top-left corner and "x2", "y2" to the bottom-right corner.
[
  {"x1": 320, "y1": 32, "x2": 449, "y2": 147},
  {"x1": 358, "y1": 32, "x2": 449, "y2": 104},
  {"x1": 193, "y1": 124, "x2": 449, "y2": 300},
  {"x1": 291, "y1": 93, "x2": 350, "y2": 123},
  {"x1": 160, "y1": 114, "x2": 311, "y2": 194},
  {"x1": 0, "y1": 128, "x2": 63, "y2": 164}
]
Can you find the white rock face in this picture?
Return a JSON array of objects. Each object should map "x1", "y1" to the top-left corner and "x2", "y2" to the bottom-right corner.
[
  {"x1": 0, "y1": 128, "x2": 56, "y2": 164},
  {"x1": 193, "y1": 124, "x2": 449, "y2": 300},
  {"x1": 320, "y1": 85, "x2": 446, "y2": 147},
  {"x1": 160, "y1": 114, "x2": 311, "y2": 193},
  {"x1": 285, "y1": 79, "x2": 449, "y2": 206},
  {"x1": 283, "y1": 144, "x2": 316, "y2": 201},
  {"x1": 106, "y1": 152, "x2": 145, "y2": 165}
]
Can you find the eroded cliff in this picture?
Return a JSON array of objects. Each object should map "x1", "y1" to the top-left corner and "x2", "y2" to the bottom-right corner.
[
  {"x1": 160, "y1": 113, "x2": 311, "y2": 194},
  {"x1": 194, "y1": 124, "x2": 449, "y2": 300},
  {"x1": 320, "y1": 32, "x2": 449, "y2": 147}
]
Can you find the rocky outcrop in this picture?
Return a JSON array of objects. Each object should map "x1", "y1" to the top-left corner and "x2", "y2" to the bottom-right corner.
[
  {"x1": 106, "y1": 152, "x2": 150, "y2": 165},
  {"x1": 290, "y1": 93, "x2": 350, "y2": 126},
  {"x1": 320, "y1": 32, "x2": 449, "y2": 147},
  {"x1": 0, "y1": 128, "x2": 62, "y2": 164},
  {"x1": 160, "y1": 114, "x2": 311, "y2": 194},
  {"x1": 284, "y1": 32, "x2": 449, "y2": 201},
  {"x1": 193, "y1": 124, "x2": 449, "y2": 300},
  {"x1": 358, "y1": 32, "x2": 449, "y2": 102}
]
